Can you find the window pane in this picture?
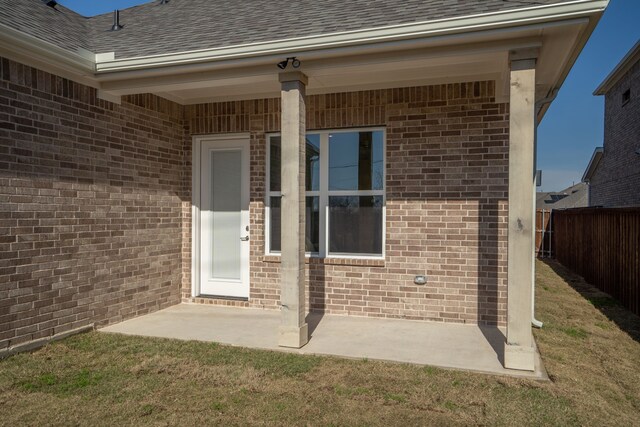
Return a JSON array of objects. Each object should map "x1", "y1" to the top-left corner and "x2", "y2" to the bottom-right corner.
[
  {"x1": 269, "y1": 136, "x2": 281, "y2": 192},
  {"x1": 270, "y1": 134, "x2": 320, "y2": 192},
  {"x1": 329, "y1": 131, "x2": 383, "y2": 190},
  {"x1": 211, "y1": 150, "x2": 241, "y2": 280},
  {"x1": 305, "y1": 196, "x2": 320, "y2": 252},
  {"x1": 270, "y1": 196, "x2": 281, "y2": 252},
  {"x1": 329, "y1": 196, "x2": 383, "y2": 255},
  {"x1": 270, "y1": 196, "x2": 320, "y2": 253},
  {"x1": 305, "y1": 135, "x2": 320, "y2": 191}
]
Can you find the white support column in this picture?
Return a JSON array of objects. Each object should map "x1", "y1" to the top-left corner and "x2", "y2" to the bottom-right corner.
[
  {"x1": 278, "y1": 71, "x2": 309, "y2": 348},
  {"x1": 504, "y1": 51, "x2": 537, "y2": 371}
]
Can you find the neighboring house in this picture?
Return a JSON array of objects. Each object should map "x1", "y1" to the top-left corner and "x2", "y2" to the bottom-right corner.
[
  {"x1": 0, "y1": 0, "x2": 608, "y2": 372},
  {"x1": 586, "y1": 40, "x2": 640, "y2": 207},
  {"x1": 536, "y1": 182, "x2": 589, "y2": 210}
]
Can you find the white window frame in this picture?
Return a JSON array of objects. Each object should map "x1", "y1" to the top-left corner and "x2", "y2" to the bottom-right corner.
[{"x1": 265, "y1": 127, "x2": 386, "y2": 260}]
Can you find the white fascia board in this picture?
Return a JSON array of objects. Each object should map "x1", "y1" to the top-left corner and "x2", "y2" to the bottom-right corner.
[
  {"x1": 0, "y1": 23, "x2": 95, "y2": 73},
  {"x1": 97, "y1": 38, "x2": 536, "y2": 92},
  {"x1": 95, "y1": 0, "x2": 609, "y2": 73},
  {"x1": 535, "y1": 2, "x2": 607, "y2": 121}
]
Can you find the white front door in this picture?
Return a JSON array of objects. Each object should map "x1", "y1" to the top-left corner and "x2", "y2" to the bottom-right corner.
[{"x1": 198, "y1": 136, "x2": 250, "y2": 298}]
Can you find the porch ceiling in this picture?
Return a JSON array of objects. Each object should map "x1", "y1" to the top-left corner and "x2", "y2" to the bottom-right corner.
[
  {"x1": 155, "y1": 50, "x2": 509, "y2": 104},
  {"x1": 100, "y1": 304, "x2": 546, "y2": 379},
  {"x1": 97, "y1": 18, "x2": 590, "y2": 111}
]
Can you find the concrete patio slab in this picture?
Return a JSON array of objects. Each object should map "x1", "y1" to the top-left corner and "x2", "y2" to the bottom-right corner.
[{"x1": 101, "y1": 304, "x2": 546, "y2": 379}]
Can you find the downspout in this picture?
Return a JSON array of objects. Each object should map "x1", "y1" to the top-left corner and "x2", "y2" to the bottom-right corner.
[
  {"x1": 535, "y1": 88, "x2": 559, "y2": 118},
  {"x1": 530, "y1": 88, "x2": 559, "y2": 328}
]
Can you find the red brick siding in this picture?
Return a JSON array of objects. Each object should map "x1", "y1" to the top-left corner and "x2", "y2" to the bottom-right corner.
[
  {"x1": 185, "y1": 82, "x2": 509, "y2": 325},
  {"x1": 0, "y1": 58, "x2": 185, "y2": 349},
  {"x1": 590, "y1": 60, "x2": 640, "y2": 207}
]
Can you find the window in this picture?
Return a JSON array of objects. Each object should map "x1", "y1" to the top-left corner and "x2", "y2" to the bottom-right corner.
[
  {"x1": 268, "y1": 134, "x2": 320, "y2": 253},
  {"x1": 622, "y1": 89, "x2": 631, "y2": 105},
  {"x1": 266, "y1": 129, "x2": 385, "y2": 258}
]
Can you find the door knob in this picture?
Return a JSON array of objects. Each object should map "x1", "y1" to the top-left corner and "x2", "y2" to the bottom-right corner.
[{"x1": 240, "y1": 236, "x2": 249, "y2": 241}]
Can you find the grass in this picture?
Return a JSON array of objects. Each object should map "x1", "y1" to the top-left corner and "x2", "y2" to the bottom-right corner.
[{"x1": 1, "y1": 260, "x2": 639, "y2": 426}]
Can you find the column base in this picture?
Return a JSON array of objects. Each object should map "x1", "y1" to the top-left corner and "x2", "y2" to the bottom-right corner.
[
  {"x1": 278, "y1": 324, "x2": 309, "y2": 348},
  {"x1": 504, "y1": 343, "x2": 536, "y2": 371}
]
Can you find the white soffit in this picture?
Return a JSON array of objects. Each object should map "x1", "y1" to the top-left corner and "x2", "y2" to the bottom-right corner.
[
  {"x1": 105, "y1": 19, "x2": 587, "y2": 105},
  {"x1": 162, "y1": 53, "x2": 508, "y2": 104}
]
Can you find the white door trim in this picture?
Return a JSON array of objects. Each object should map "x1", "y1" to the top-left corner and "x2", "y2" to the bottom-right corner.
[{"x1": 191, "y1": 133, "x2": 251, "y2": 298}]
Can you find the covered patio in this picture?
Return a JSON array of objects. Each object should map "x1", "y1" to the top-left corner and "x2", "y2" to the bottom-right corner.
[
  {"x1": 101, "y1": 304, "x2": 546, "y2": 379},
  {"x1": 0, "y1": 0, "x2": 608, "y2": 374}
]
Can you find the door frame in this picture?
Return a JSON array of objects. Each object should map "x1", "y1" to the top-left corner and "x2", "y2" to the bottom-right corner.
[{"x1": 191, "y1": 133, "x2": 251, "y2": 298}]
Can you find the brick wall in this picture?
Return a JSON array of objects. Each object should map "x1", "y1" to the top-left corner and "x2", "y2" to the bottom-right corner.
[
  {"x1": 1, "y1": 55, "x2": 510, "y2": 349},
  {"x1": 0, "y1": 58, "x2": 185, "y2": 350},
  {"x1": 184, "y1": 82, "x2": 509, "y2": 325},
  {"x1": 591, "y1": 60, "x2": 640, "y2": 207}
]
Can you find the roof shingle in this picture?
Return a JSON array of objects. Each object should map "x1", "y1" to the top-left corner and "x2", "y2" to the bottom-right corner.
[
  {"x1": 0, "y1": 1, "x2": 89, "y2": 53},
  {"x1": 3, "y1": 0, "x2": 578, "y2": 59}
]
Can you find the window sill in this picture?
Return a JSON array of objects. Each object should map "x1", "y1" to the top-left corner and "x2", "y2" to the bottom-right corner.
[{"x1": 261, "y1": 255, "x2": 385, "y2": 267}]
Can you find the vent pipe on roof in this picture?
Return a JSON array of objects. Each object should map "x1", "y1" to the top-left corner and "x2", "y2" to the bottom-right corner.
[
  {"x1": 111, "y1": 10, "x2": 124, "y2": 31},
  {"x1": 160, "y1": 0, "x2": 170, "y2": 4},
  {"x1": 42, "y1": 0, "x2": 57, "y2": 8}
]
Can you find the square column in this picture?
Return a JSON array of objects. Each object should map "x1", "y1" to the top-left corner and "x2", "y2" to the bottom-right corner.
[
  {"x1": 504, "y1": 52, "x2": 537, "y2": 371},
  {"x1": 278, "y1": 72, "x2": 309, "y2": 348}
]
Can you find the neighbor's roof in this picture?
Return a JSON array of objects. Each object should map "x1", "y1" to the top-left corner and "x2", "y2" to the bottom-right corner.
[
  {"x1": 582, "y1": 146, "x2": 604, "y2": 182},
  {"x1": 2, "y1": 0, "x2": 580, "y2": 59},
  {"x1": 536, "y1": 182, "x2": 589, "y2": 210},
  {"x1": 594, "y1": 39, "x2": 640, "y2": 95}
]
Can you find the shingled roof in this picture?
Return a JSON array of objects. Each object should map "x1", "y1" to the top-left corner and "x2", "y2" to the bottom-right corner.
[
  {"x1": 3, "y1": 0, "x2": 579, "y2": 59},
  {"x1": 536, "y1": 182, "x2": 588, "y2": 210},
  {"x1": 0, "y1": 0, "x2": 91, "y2": 54}
]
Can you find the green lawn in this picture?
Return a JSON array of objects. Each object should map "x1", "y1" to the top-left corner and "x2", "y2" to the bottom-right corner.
[{"x1": 1, "y1": 260, "x2": 639, "y2": 426}]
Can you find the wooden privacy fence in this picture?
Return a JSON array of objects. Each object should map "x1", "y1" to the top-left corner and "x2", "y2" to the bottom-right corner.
[{"x1": 553, "y1": 207, "x2": 640, "y2": 316}]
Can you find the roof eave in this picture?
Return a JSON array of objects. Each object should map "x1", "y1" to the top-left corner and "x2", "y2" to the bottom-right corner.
[
  {"x1": 0, "y1": 22, "x2": 96, "y2": 84},
  {"x1": 582, "y1": 147, "x2": 604, "y2": 182},
  {"x1": 536, "y1": 0, "x2": 608, "y2": 121},
  {"x1": 0, "y1": 0, "x2": 609, "y2": 101},
  {"x1": 593, "y1": 40, "x2": 640, "y2": 96},
  {"x1": 93, "y1": 0, "x2": 610, "y2": 73}
]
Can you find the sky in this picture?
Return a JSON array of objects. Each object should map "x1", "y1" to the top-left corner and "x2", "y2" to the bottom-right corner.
[
  {"x1": 536, "y1": 0, "x2": 639, "y2": 192},
  {"x1": 58, "y1": 0, "x2": 640, "y2": 192},
  {"x1": 57, "y1": 0, "x2": 150, "y2": 15}
]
